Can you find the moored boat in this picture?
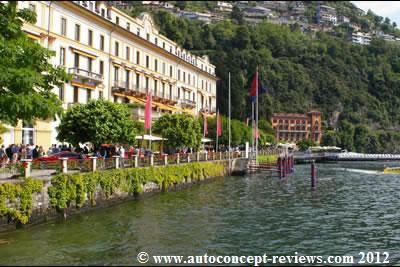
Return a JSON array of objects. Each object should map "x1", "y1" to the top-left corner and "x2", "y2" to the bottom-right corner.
[{"x1": 383, "y1": 167, "x2": 400, "y2": 173}]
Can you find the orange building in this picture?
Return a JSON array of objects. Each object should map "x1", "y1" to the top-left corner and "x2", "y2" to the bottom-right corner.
[{"x1": 271, "y1": 111, "x2": 322, "y2": 144}]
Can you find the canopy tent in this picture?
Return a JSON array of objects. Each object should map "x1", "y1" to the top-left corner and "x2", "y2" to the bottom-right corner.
[
  {"x1": 201, "y1": 137, "x2": 213, "y2": 143},
  {"x1": 135, "y1": 134, "x2": 167, "y2": 141}
]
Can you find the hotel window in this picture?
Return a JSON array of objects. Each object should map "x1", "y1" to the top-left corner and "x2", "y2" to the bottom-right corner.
[
  {"x1": 87, "y1": 89, "x2": 91, "y2": 101},
  {"x1": 169, "y1": 85, "x2": 172, "y2": 99},
  {"x1": 178, "y1": 87, "x2": 180, "y2": 98},
  {"x1": 146, "y1": 55, "x2": 149, "y2": 68},
  {"x1": 100, "y1": 35, "x2": 105, "y2": 51},
  {"x1": 101, "y1": 8, "x2": 105, "y2": 17},
  {"x1": 59, "y1": 85, "x2": 64, "y2": 102},
  {"x1": 88, "y1": 58, "x2": 92, "y2": 72},
  {"x1": 136, "y1": 51, "x2": 140, "y2": 65},
  {"x1": 116, "y1": 16, "x2": 120, "y2": 25},
  {"x1": 99, "y1": 90, "x2": 103, "y2": 99},
  {"x1": 201, "y1": 80, "x2": 204, "y2": 90},
  {"x1": 193, "y1": 92, "x2": 195, "y2": 102},
  {"x1": 170, "y1": 66, "x2": 173, "y2": 77},
  {"x1": 125, "y1": 70, "x2": 130, "y2": 88},
  {"x1": 163, "y1": 42, "x2": 165, "y2": 49},
  {"x1": 99, "y1": 60, "x2": 104, "y2": 75},
  {"x1": 59, "y1": 47, "x2": 65, "y2": 66},
  {"x1": 145, "y1": 77, "x2": 149, "y2": 91},
  {"x1": 75, "y1": 24, "x2": 80, "y2": 41},
  {"x1": 155, "y1": 37, "x2": 158, "y2": 45},
  {"x1": 178, "y1": 70, "x2": 180, "y2": 80},
  {"x1": 188, "y1": 74, "x2": 190, "y2": 84},
  {"x1": 170, "y1": 46, "x2": 172, "y2": 53},
  {"x1": 146, "y1": 33, "x2": 150, "y2": 41},
  {"x1": 154, "y1": 80, "x2": 158, "y2": 96},
  {"x1": 114, "y1": 66, "x2": 119, "y2": 81},
  {"x1": 126, "y1": 22, "x2": 130, "y2": 30},
  {"x1": 137, "y1": 28, "x2": 140, "y2": 35},
  {"x1": 162, "y1": 62, "x2": 165, "y2": 74},
  {"x1": 73, "y1": 87, "x2": 79, "y2": 103},
  {"x1": 88, "y1": 30, "x2": 93, "y2": 46},
  {"x1": 126, "y1": 46, "x2": 130, "y2": 61},
  {"x1": 74, "y1": 53, "x2": 79, "y2": 68},
  {"x1": 136, "y1": 73, "x2": 140, "y2": 89},
  {"x1": 61, "y1": 18, "x2": 67, "y2": 36},
  {"x1": 183, "y1": 72, "x2": 186, "y2": 82},
  {"x1": 115, "y1": 41, "x2": 119, "y2": 56},
  {"x1": 89, "y1": 1, "x2": 94, "y2": 11},
  {"x1": 162, "y1": 82, "x2": 165, "y2": 96},
  {"x1": 154, "y1": 59, "x2": 158, "y2": 72}
]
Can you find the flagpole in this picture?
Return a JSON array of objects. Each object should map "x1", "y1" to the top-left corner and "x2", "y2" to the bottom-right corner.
[
  {"x1": 256, "y1": 67, "x2": 259, "y2": 164},
  {"x1": 228, "y1": 72, "x2": 231, "y2": 174},
  {"x1": 216, "y1": 110, "x2": 219, "y2": 152},
  {"x1": 251, "y1": 102, "x2": 254, "y2": 160}
]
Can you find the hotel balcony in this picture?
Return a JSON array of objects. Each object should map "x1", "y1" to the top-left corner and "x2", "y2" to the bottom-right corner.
[
  {"x1": 68, "y1": 67, "x2": 103, "y2": 87},
  {"x1": 112, "y1": 80, "x2": 134, "y2": 92},
  {"x1": 180, "y1": 99, "x2": 196, "y2": 109},
  {"x1": 153, "y1": 91, "x2": 178, "y2": 105}
]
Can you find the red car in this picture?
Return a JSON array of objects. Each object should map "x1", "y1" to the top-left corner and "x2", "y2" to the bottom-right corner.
[{"x1": 36, "y1": 151, "x2": 89, "y2": 162}]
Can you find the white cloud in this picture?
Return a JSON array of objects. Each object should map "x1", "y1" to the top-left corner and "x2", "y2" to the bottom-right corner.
[{"x1": 351, "y1": 1, "x2": 400, "y2": 25}]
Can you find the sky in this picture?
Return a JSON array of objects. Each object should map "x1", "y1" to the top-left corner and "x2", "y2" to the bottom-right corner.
[{"x1": 351, "y1": 1, "x2": 400, "y2": 26}]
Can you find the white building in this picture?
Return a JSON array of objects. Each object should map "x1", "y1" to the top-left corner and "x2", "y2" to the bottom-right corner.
[
  {"x1": 351, "y1": 32, "x2": 372, "y2": 45},
  {"x1": 4, "y1": 1, "x2": 217, "y2": 149},
  {"x1": 216, "y1": 2, "x2": 233, "y2": 13},
  {"x1": 319, "y1": 5, "x2": 337, "y2": 25}
]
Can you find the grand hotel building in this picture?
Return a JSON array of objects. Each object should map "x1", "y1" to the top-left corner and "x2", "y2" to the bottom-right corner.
[{"x1": 2, "y1": 1, "x2": 217, "y2": 149}]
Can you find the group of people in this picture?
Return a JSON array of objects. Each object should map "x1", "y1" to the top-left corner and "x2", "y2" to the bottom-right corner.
[{"x1": 0, "y1": 144, "x2": 46, "y2": 166}]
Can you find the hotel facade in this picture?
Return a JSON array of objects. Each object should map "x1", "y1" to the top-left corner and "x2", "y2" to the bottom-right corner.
[
  {"x1": 271, "y1": 111, "x2": 322, "y2": 144},
  {"x1": 2, "y1": 1, "x2": 218, "y2": 149}
]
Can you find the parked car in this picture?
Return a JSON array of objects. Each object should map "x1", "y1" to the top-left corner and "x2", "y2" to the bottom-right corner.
[{"x1": 35, "y1": 151, "x2": 88, "y2": 162}]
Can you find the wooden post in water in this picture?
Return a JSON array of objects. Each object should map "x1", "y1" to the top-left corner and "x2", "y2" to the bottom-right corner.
[{"x1": 311, "y1": 160, "x2": 317, "y2": 190}]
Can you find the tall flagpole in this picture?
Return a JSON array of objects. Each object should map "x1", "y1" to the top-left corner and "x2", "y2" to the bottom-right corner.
[
  {"x1": 216, "y1": 110, "x2": 219, "y2": 152},
  {"x1": 256, "y1": 67, "x2": 259, "y2": 164},
  {"x1": 251, "y1": 102, "x2": 254, "y2": 160},
  {"x1": 228, "y1": 72, "x2": 231, "y2": 174}
]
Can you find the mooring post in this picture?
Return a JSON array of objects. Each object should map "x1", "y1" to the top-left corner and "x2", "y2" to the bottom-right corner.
[
  {"x1": 176, "y1": 153, "x2": 180, "y2": 164},
  {"x1": 60, "y1": 157, "x2": 68, "y2": 174},
  {"x1": 89, "y1": 156, "x2": 97, "y2": 172},
  {"x1": 164, "y1": 154, "x2": 168, "y2": 166},
  {"x1": 278, "y1": 157, "x2": 283, "y2": 178},
  {"x1": 311, "y1": 160, "x2": 317, "y2": 190}
]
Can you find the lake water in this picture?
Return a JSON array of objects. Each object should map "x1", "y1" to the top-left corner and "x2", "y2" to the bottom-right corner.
[{"x1": 0, "y1": 162, "x2": 399, "y2": 265}]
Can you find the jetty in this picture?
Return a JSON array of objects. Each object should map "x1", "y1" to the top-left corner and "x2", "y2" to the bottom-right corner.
[{"x1": 294, "y1": 152, "x2": 400, "y2": 163}]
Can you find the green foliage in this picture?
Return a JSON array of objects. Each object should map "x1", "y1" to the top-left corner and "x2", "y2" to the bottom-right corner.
[
  {"x1": 0, "y1": 178, "x2": 42, "y2": 224},
  {"x1": 0, "y1": 123, "x2": 7, "y2": 144},
  {"x1": 0, "y1": 2, "x2": 70, "y2": 126},
  {"x1": 57, "y1": 99, "x2": 140, "y2": 147},
  {"x1": 48, "y1": 162, "x2": 225, "y2": 211},
  {"x1": 153, "y1": 113, "x2": 202, "y2": 150},
  {"x1": 257, "y1": 155, "x2": 278, "y2": 164},
  {"x1": 297, "y1": 139, "x2": 316, "y2": 151},
  {"x1": 151, "y1": 9, "x2": 400, "y2": 153}
]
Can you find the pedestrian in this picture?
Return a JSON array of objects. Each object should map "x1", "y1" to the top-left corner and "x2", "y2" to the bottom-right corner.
[
  {"x1": 27, "y1": 145, "x2": 33, "y2": 159},
  {"x1": 33, "y1": 145, "x2": 39, "y2": 159},
  {"x1": 47, "y1": 147, "x2": 53, "y2": 156},
  {"x1": 5, "y1": 145, "x2": 12, "y2": 161},
  {"x1": 38, "y1": 146, "x2": 44, "y2": 158},
  {"x1": 11, "y1": 144, "x2": 19, "y2": 162},
  {"x1": 119, "y1": 145, "x2": 125, "y2": 168}
]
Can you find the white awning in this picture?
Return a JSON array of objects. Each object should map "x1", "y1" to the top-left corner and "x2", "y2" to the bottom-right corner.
[
  {"x1": 135, "y1": 135, "x2": 167, "y2": 141},
  {"x1": 201, "y1": 138, "x2": 213, "y2": 143}
]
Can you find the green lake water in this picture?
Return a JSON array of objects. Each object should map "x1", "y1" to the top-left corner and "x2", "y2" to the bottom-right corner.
[{"x1": 0, "y1": 162, "x2": 399, "y2": 265}]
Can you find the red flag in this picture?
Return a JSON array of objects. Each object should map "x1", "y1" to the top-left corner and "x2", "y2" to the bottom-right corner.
[
  {"x1": 249, "y1": 72, "x2": 258, "y2": 100},
  {"x1": 253, "y1": 123, "x2": 259, "y2": 139},
  {"x1": 144, "y1": 91, "x2": 152, "y2": 130},
  {"x1": 204, "y1": 116, "x2": 208, "y2": 136},
  {"x1": 217, "y1": 110, "x2": 222, "y2": 137}
]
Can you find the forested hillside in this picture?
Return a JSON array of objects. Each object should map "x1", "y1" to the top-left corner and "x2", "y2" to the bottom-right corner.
[{"x1": 152, "y1": 10, "x2": 400, "y2": 153}]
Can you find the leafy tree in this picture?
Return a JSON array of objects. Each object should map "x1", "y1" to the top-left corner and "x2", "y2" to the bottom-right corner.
[
  {"x1": 297, "y1": 139, "x2": 316, "y2": 151},
  {"x1": 0, "y1": 2, "x2": 70, "y2": 126},
  {"x1": 153, "y1": 114, "x2": 202, "y2": 150},
  {"x1": 231, "y1": 6, "x2": 244, "y2": 24},
  {"x1": 57, "y1": 100, "x2": 139, "y2": 147}
]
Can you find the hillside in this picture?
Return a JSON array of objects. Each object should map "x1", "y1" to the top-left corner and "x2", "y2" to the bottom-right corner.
[{"x1": 150, "y1": 9, "x2": 400, "y2": 153}]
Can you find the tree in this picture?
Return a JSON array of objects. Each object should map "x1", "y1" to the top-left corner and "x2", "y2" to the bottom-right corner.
[
  {"x1": 0, "y1": 2, "x2": 70, "y2": 126},
  {"x1": 57, "y1": 100, "x2": 140, "y2": 147},
  {"x1": 231, "y1": 6, "x2": 244, "y2": 24},
  {"x1": 297, "y1": 139, "x2": 316, "y2": 151},
  {"x1": 153, "y1": 114, "x2": 202, "y2": 151},
  {"x1": 175, "y1": 1, "x2": 187, "y2": 10}
]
